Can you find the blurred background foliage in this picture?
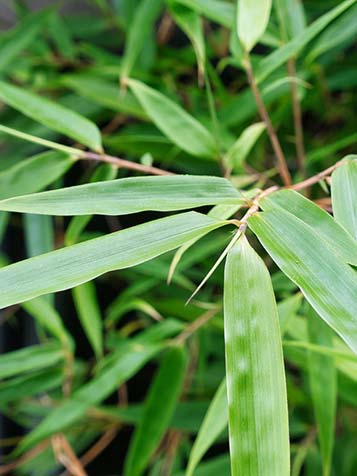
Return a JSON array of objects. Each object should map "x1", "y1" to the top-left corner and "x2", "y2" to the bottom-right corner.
[{"x1": 0, "y1": 0, "x2": 356, "y2": 475}]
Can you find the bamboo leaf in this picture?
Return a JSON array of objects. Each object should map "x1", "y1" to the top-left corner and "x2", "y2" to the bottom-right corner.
[
  {"x1": 0, "y1": 9, "x2": 52, "y2": 72},
  {"x1": 224, "y1": 122, "x2": 266, "y2": 171},
  {"x1": 174, "y1": 0, "x2": 233, "y2": 27},
  {"x1": 331, "y1": 157, "x2": 357, "y2": 240},
  {"x1": 255, "y1": 0, "x2": 356, "y2": 84},
  {"x1": 168, "y1": 0, "x2": 206, "y2": 77},
  {"x1": 72, "y1": 282, "x2": 103, "y2": 358},
  {"x1": 65, "y1": 164, "x2": 117, "y2": 245},
  {"x1": 0, "y1": 342, "x2": 64, "y2": 379},
  {"x1": 275, "y1": 0, "x2": 306, "y2": 39},
  {"x1": 307, "y1": 305, "x2": 337, "y2": 476},
  {"x1": 186, "y1": 378, "x2": 228, "y2": 476},
  {"x1": 248, "y1": 209, "x2": 357, "y2": 353},
  {"x1": 0, "y1": 124, "x2": 82, "y2": 156},
  {"x1": 120, "y1": 0, "x2": 163, "y2": 79},
  {"x1": 48, "y1": 12, "x2": 75, "y2": 60},
  {"x1": 62, "y1": 75, "x2": 146, "y2": 119},
  {"x1": 0, "y1": 369, "x2": 64, "y2": 406},
  {"x1": 124, "y1": 345, "x2": 187, "y2": 476},
  {"x1": 0, "y1": 175, "x2": 242, "y2": 215},
  {"x1": 0, "y1": 151, "x2": 73, "y2": 201},
  {"x1": 127, "y1": 79, "x2": 217, "y2": 158},
  {"x1": 18, "y1": 341, "x2": 161, "y2": 453},
  {"x1": 224, "y1": 235, "x2": 289, "y2": 476},
  {"x1": 237, "y1": 0, "x2": 272, "y2": 52},
  {"x1": 22, "y1": 297, "x2": 72, "y2": 348},
  {"x1": 0, "y1": 80, "x2": 102, "y2": 152},
  {"x1": 0, "y1": 212, "x2": 225, "y2": 309},
  {"x1": 260, "y1": 189, "x2": 357, "y2": 265}
]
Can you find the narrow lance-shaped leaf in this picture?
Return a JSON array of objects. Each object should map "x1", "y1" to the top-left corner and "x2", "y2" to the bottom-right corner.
[
  {"x1": 127, "y1": 79, "x2": 217, "y2": 158},
  {"x1": 174, "y1": 0, "x2": 234, "y2": 27},
  {"x1": 0, "y1": 80, "x2": 102, "y2": 152},
  {"x1": 65, "y1": 163, "x2": 117, "y2": 245},
  {"x1": 186, "y1": 378, "x2": 228, "y2": 476},
  {"x1": 255, "y1": 0, "x2": 356, "y2": 84},
  {"x1": 72, "y1": 282, "x2": 103, "y2": 358},
  {"x1": 237, "y1": 0, "x2": 272, "y2": 52},
  {"x1": 168, "y1": 0, "x2": 206, "y2": 78},
  {"x1": 62, "y1": 75, "x2": 146, "y2": 119},
  {"x1": 248, "y1": 209, "x2": 357, "y2": 353},
  {"x1": 0, "y1": 342, "x2": 64, "y2": 379},
  {"x1": 224, "y1": 122, "x2": 266, "y2": 171},
  {"x1": 274, "y1": 0, "x2": 306, "y2": 40},
  {"x1": 0, "y1": 151, "x2": 73, "y2": 201},
  {"x1": 0, "y1": 175, "x2": 242, "y2": 215},
  {"x1": 331, "y1": 157, "x2": 357, "y2": 240},
  {"x1": 22, "y1": 297, "x2": 72, "y2": 349},
  {"x1": 307, "y1": 305, "x2": 336, "y2": 476},
  {"x1": 0, "y1": 9, "x2": 52, "y2": 72},
  {"x1": 18, "y1": 341, "x2": 161, "y2": 454},
  {"x1": 260, "y1": 189, "x2": 357, "y2": 265},
  {"x1": 124, "y1": 345, "x2": 187, "y2": 476},
  {"x1": 224, "y1": 235, "x2": 290, "y2": 476},
  {"x1": 0, "y1": 212, "x2": 226, "y2": 309},
  {"x1": 120, "y1": 0, "x2": 162, "y2": 79},
  {"x1": 24, "y1": 213, "x2": 55, "y2": 304}
]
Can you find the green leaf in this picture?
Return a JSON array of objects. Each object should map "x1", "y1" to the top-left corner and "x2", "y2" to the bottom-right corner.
[
  {"x1": 0, "y1": 175, "x2": 242, "y2": 215},
  {"x1": 186, "y1": 378, "x2": 228, "y2": 476},
  {"x1": 255, "y1": 0, "x2": 356, "y2": 84},
  {"x1": 275, "y1": 0, "x2": 306, "y2": 40},
  {"x1": 73, "y1": 282, "x2": 103, "y2": 358},
  {"x1": 174, "y1": 0, "x2": 233, "y2": 27},
  {"x1": 0, "y1": 212, "x2": 225, "y2": 309},
  {"x1": 278, "y1": 293, "x2": 302, "y2": 336},
  {"x1": 224, "y1": 122, "x2": 266, "y2": 171},
  {"x1": 0, "y1": 368, "x2": 64, "y2": 406},
  {"x1": 124, "y1": 345, "x2": 187, "y2": 476},
  {"x1": 237, "y1": 0, "x2": 272, "y2": 52},
  {"x1": 0, "y1": 80, "x2": 102, "y2": 152},
  {"x1": 248, "y1": 209, "x2": 357, "y2": 353},
  {"x1": 24, "y1": 214, "x2": 54, "y2": 258},
  {"x1": 0, "y1": 9, "x2": 52, "y2": 72},
  {"x1": 260, "y1": 189, "x2": 357, "y2": 265},
  {"x1": 168, "y1": 0, "x2": 206, "y2": 77},
  {"x1": 65, "y1": 164, "x2": 117, "y2": 245},
  {"x1": 48, "y1": 12, "x2": 75, "y2": 60},
  {"x1": 18, "y1": 341, "x2": 161, "y2": 453},
  {"x1": 307, "y1": 305, "x2": 336, "y2": 476},
  {"x1": 0, "y1": 342, "x2": 64, "y2": 379},
  {"x1": 0, "y1": 151, "x2": 73, "y2": 201},
  {"x1": 121, "y1": 0, "x2": 162, "y2": 79},
  {"x1": 331, "y1": 157, "x2": 357, "y2": 240},
  {"x1": 307, "y1": 5, "x2": 357, "y2": 61},
  {"x1": 0, "y1": 124, "x2": 83, "y2": 156},
  {"x1": 22, "y1": 297, "x2": 72, "y2": 348},
  {"x1": 224, "y1": 235, "x2": 289, "y2": 476},
  {"x1": 62, "y1": 75, "x2": 147, "y2": 119},
  {"x1": 127, "y1": 79, "x2": 217, "y2": 158}
]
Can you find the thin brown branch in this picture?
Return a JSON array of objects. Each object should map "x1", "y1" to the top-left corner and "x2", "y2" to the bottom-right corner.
[
  {"x1": 245, "y1": 55, "x2": 292, "y2": 186},
  {"x1": 52, "y1": 434, "x2": 88, "y2": 476},
  {"x1": 0, "y1": 441, "x2": 48, "y2": 475},
  {"x1": 289, "y1": 160, "x2": 343, "y2": 191},
  {"x1": 174, "y1": 308, "x2": 220, "y2": 344},
  {"x1": 80, "y1": 152, "x2": 174, "y2": 176},
  {"x1": 287, "y1": 59, "x2": 306, "y2": 176}
]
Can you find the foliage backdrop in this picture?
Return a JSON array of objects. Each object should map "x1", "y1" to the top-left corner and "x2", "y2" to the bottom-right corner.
[{"x1": 0, "y1": 1, "x2": 356, "y2": 475}]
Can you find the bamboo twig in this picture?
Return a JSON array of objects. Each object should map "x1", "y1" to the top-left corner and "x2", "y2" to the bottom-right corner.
[
  {"x1": 287, "y1": 58, "x2": 306, "y2": 175},
  {"x1": 245, "y1": 55, "x2": 292, "y2": 186},
  {"x1": 80, "y1": 152, "x2": 174, "y2": 176}
]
